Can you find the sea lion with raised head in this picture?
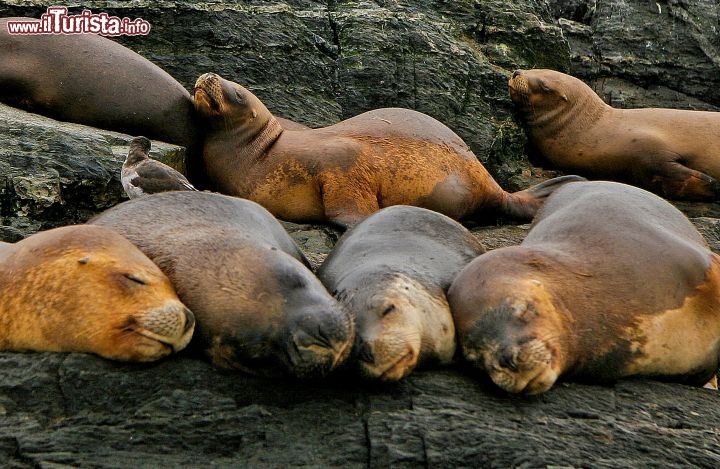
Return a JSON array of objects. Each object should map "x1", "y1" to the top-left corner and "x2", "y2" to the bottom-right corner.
[
  {"x1": 509, "y1": 68, "x2": 720, "y2": 200},
  {"x1": 90, "y1": 191, "x2": 354, "y2": 378},
  {"x1": 193, "y1": 72, "x2": 582, "y2": 228},
  {"x1": 318, "y1": 205, "x2": 486, "y2": 380},
  {"x1": 448, "y1": 180, "x2": 720, "y2": 394},
  {"x1": 0, "y1": 225, "x2": 195, "y2": 361}
]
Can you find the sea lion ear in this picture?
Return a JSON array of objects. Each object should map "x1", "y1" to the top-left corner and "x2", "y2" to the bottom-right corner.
[
  {"x1": 252, "y1": 109, "x2": 258, "y2": 119},
  {"x1": 560, "y1": 93, "x2": 569, "y2": 102}
]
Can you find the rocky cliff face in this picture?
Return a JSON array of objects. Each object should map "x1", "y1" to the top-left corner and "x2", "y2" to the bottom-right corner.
[{"x1": 1, "y1": 1, "x2": 719, "y2": 467}]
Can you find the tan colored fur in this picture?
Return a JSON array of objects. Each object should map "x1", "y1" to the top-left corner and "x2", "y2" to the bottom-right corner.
[
  {"x1": 509, "y1": 69, "x2": 720, "y2": 200},
  {"x1": 0, "y1": 225, "x2": 194, "y2": 361},
  {"x1": 195, "y1": 73, "x2": 547, "y2": 227}
]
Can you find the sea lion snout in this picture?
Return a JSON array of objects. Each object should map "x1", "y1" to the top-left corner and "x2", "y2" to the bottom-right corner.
[
  {"x1": 284, "y1": 306, "x2": 354, "y2": 378},
  {"x1": 134, "y1": 300, "x2": 195, "y2": 353},
  {"x1": 193, "y1": 73, "x2": 224, "y2": 115},
  {"x1": 481, "y1": 338, "x2": 558, "y2": 395},
  {"x1": 193, "y1": 72, "x2": 220, "y2": 91}
]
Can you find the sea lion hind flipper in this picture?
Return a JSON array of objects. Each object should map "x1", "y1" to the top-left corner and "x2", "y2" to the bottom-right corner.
[
  {"x1": 499, "y1": 175, "x2": 587, "y2": 221},
  {"x1": 650, "y1": 162, "x2": 720, "y2": 201},
  {"x1": 518, "y1": 174, "x2": 588, "y2": 199}
]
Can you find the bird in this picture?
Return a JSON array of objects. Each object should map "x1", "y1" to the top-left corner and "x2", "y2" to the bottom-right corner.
[{"x1": 121, "y1": 136, "x2": 197, "y2": 198}]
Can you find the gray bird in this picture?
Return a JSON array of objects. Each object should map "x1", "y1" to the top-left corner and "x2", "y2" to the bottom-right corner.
[{"x1": 121, "y1": 136, "x2": 197, "y2": 198}]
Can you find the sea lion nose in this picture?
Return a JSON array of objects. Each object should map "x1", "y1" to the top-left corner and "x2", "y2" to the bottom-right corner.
[
  {"x1": 498, "y1": 348, "x2": 518, "y2": 372},
  {"x1": 356, "y1": 337, "x2": 375, "y2": 364},
  {"x1": 182, "y1": 307, "x2": 195, "y2": 335}
]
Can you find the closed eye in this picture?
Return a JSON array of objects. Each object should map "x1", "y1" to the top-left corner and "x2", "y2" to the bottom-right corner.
[
  {"x1": 381, "y1": 304, "x2": 396, "y2": 316},
  {"x1": 124, "y1": 273, "x2": 147, "y2": 285}
]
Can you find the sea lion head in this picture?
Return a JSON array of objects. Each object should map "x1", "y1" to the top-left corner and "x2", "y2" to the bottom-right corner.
[
  {"x1": 341, "y1": 272, "x2": 455, "y2": 381},
  {"x1": 193, "y1": 72, "x2": 272, "y2": 133},
  {"x1": 450, "y1": 267, "x2": 568, "y2": 394},
  {"x1": 507, "y1": 69, "x2": 573, "y2": 116},
  {"x1": 200, "y1": 248, "x2": 354, "y2": 379},
  {"x1": 1, "y1": 226, "x2": 195, "y2": 362}
]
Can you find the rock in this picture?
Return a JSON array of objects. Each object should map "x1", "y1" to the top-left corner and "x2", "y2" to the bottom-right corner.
[
  {"x1": 1, "y1": 1, "x2": 720, "y2": 467},
  {"x1": 0, "y1": 104, "x2": 184, "y2": 240},
  {"x1": 554, "y1": 0, "x2": 720, "y2": 110},
  {"x1": 0, "y1": 353, "x2": 718, "y2": 467}
]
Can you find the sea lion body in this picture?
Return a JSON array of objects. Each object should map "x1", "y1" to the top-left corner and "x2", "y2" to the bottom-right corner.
[
  {"x1": 0, "y1": 225, "x2": 194, "y2": 361},
  {"x1": 509, "y1": 68, "x2": 720, "y2": 200},
  {"x1": 0, "y1": 18, "x2": 200, "y2": 148},
  {"x1": 448, "y1": 181, "x2": 720, "y2": 394},
  {"x1": 90, "y1": 191, "x2": 353, "y2": 378},
  {"x1": 194, "y1": 72, "x2": 581, "y2": 228},
  {"x1": 318, "y1": 205, "x2": 486, "y2": 380}
]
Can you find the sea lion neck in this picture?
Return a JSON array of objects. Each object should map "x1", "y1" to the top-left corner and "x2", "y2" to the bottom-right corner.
[
  {"x1": 528, "y1": 81, "x2": 610, "y2": 139},
  {"x1": 230, "y1": 113, "x2": 284, "y2": 162}
]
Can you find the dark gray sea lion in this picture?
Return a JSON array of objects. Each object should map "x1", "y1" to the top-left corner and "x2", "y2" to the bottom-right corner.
[
  {"x1": 90, "y1": 191, "x2": 354, "y2": 378},
  {"x1": 318, "y1": 205, "x2": 486, "y2": 381}
]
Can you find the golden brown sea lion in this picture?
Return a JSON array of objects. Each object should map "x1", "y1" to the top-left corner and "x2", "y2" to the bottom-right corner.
[
  {"x1": 193, "y1": 72, "x2": 582, "y2": 228},
  {"x1": 317, "y1": 205, "x2": 486, "y2": 381},
  {"x1": 508, "y1": 68, "x2": 720, "y2": 200},
  {"x1": 90, "y1": 191, "x2": 354, "y2": 378},
  {"x1": 448, "y1": 180, "x2": 720, "y2": 394},
  {"x1": 0, "y1": 225, "x2": 195, "y2": 362}
]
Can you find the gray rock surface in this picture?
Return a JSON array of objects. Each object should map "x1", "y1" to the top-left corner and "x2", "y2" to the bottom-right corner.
[
  {"x1": 0, "y1": 353, "x2": 718, "y2": 468},
  {"x1": 1, "y1": 1, "x2": 720, "y2": 467},
  {"x1": 0, "y1": 104, "x2": 184, "y2": 237}
]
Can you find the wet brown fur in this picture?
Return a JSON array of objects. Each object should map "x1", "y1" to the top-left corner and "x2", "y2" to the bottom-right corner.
[
  {"x1": 194, "y1": 72, "x2": 577, "y2": 228},
  {"x1": 0, "y1": 225, "x2": 194, "y2": 362},
  {"x1": 509, "y1": 68, "x2": 720, "y2": 200},
  {"x1": 90, "y1": 191, "x2": 354, "y2": 378},
  {"x1": 0, "y1": 18, "x2": 200, "y2": 148},
  {"x1": 449, "y1": 181, "x2": 720, "y2": 393}
]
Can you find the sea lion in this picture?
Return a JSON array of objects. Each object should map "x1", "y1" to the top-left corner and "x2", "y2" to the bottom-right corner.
[
  {"x1": 317, "y1": 205, "x2": 486, "y2": 381},
  {"x1": 448, "y1": 180, "x2": 720, "y2": 394},
  {"x1": 0, "y1": 225, "x2": 195, "y2": 362},
  {"x1": 508, "y1": 68, "x2": 720, "y2": 201},
  {"x1": 193, "y1": 72, "x2": 583, "y2": 228},
  {"x1": 90, "y1": 191, "x2": 354, "y2": 378},
  {"x1": 0, "y1": 18, "x2": 200, "y2": 148},
  {"x1": 121, "y1": 136, "x2": 197, "y2": 198}
]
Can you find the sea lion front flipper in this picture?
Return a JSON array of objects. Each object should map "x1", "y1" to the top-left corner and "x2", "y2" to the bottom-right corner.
[
  {"x1": 650, "y1": 161, "x2": 720, "y2": 201},
  {"x1": 499, "y1": 174, "x2": 587, "y2": 221},
  {"x1": 703, "y1": 374, "x2": 718, "y2": 390}
]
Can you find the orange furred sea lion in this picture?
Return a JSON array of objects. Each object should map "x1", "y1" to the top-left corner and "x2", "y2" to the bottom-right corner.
[
  {"x1": 194, "y1": 72, "x2": 582, "y2": 228},
  {"x1": 0, "y1": 225, "x2": 194, "y2": 362}
]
